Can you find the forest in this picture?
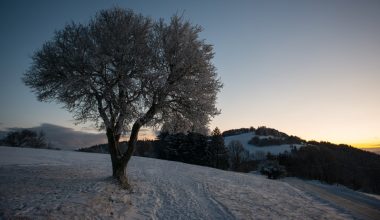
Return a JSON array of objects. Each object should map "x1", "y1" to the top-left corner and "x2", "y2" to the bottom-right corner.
[{"x1": 277, "y1": 141, "x2": 380, "y2": 194}]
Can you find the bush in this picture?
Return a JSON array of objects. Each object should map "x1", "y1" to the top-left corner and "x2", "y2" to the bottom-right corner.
[
  {"x1": 235, "y1": 160, "x2": 258, "y2": 173},
  {"x1": 258, "y1": 160, "x2": 287, "y2": 179}
]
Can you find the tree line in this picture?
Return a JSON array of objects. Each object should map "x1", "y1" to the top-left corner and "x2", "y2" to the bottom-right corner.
[
  {"x1": 0, "y1": 129, "x2": 59, "y2": 150},
  {"x1": 249, "y1": 135, "x2": 304, "y2": 146},
  {"x1": 157, "y1": 128, "x2": 229, "y2": 170},
  {"x1": 79, "y1": 127, "x2": 259, "y2": 172},
  {"x1": 277, "y1": 142, "x2": 380, "y2": 194},
  {"x1": 222, "y1": 127, "x2": 255, "y2": 137}
]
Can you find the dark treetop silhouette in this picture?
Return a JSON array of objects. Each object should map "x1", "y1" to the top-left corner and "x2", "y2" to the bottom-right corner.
[{"x1": 23, "y1": 8, "x2": 222, "y2": 186}]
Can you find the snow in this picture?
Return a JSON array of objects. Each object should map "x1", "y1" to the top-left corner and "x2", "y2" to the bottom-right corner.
[
  {"x1": 224, "y1": 132, "x2": 303, "y2": 155},
  {"x1": 283, "y1": 178, "x2": 380, "y2": 220},
  {"x1": 297, "y1": 179, "x2": 380, "y2": 208},
  {"x1": 0, "y1": 146, "x2": 351, "y2": 219}
]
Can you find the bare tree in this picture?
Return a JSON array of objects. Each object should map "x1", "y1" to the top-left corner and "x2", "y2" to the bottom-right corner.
[
  {"x1": 23, "y1": 8, "x2": 222, "y2": 186},
  {"x1": 228, "y1": 140, "x2": 249, "y2": 171}
]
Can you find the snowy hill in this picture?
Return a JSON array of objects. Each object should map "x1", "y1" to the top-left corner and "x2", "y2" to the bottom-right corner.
[
  {"x1": 0, "y1": 146, "x2": 352, "y2": 219},
  {"x1": 224, "y1": 132, "x2": 303, "y2": 156}
]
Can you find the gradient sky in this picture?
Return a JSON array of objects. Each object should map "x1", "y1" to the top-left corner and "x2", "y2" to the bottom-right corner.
[{"x1": 0, "y1": 0, "x2": 379, "y2": 148}]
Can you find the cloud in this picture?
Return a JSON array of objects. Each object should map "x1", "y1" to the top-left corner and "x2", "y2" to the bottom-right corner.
[
  {"x1": 3, "y1": 123, "x2": 107, "y2": 150},
  {"x1": 1, "y1": 123, "x2": 158, "y2": 150},
  {"x1": 79, "y1": 126, "x2": 101, "y2": 133}
]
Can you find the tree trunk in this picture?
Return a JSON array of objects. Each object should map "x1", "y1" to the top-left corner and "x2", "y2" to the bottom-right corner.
[
  {"x1": 106, "y1": 128, "x2": 129, "y2": 186},
  {"x1": 125, "y1": 122, "x2": 141, "y2": 166},
  {"x1": 113, "y1": 156, "x2": 128, "y2": 186},
  {"x1": 106, "y1": 105, "x2": 156, "y2": 187}
]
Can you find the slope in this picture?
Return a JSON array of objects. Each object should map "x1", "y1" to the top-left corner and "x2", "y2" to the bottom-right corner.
[{"x1": 0, "y1": 146, "x2": 351, "y2": 219}]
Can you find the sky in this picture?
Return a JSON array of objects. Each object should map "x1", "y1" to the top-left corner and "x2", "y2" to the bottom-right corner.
[{"x1": 0, "y1": 0, "x2": 379, "y2": 149}]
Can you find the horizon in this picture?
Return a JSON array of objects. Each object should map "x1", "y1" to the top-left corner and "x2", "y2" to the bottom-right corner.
[
  {"x1": 1, "y1": 123, "x2": 379, "y2": 150},
  {"x1": 1, "y1": 0, "x2": 379, "y2": 149}
]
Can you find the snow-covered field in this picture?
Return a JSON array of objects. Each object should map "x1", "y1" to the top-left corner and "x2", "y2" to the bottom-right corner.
[
  {"x1": 224, "y1": 132, "x2": 303, "y2": 156},
  {"x1": 0, "y1": 146, "x2": 352, "y2": 219},
  {"x1": 282, "y1": 178, "x2": 380, "y2": 220}
]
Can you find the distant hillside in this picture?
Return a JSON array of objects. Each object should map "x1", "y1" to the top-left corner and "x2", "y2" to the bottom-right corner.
[
  {"x1": 224, "y1": 132, "x2": 303, "y2": 157},
  {"x1": 278, "y1": 142, "x2": 380, "y2": 194},
  {"x1": 77, "y1": 140, "x2": 157, "y2": 158},
  {"x1": 77, "y1": 142, "x2": 126, "y2": 154},
  {"x1": 222, "y1": 126, "x2": 289, "y2": 138},
  {"x1": 223, "y1": 126, "x2": 305, "y2": 157},
  {"x1": 222, "y1": 126, "x2": 380, "y2": 194},
  {"x1": 76, "y1": 126, "x2": 380, "y2": 194},
  {"x1": 363, "y1": 147, "x2": 380, "y2": 155}
]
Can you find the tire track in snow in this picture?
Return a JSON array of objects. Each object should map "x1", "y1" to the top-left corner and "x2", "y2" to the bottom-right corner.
[
  {"x1": 129, "y1": 161, "x2": 236, "y2": 219},
  {"x1": 285, "y1": 178, "x2": 380, "y2": 220},
  {"x1": 194, "y1": 180, "x2": 235, "y2": 219}
]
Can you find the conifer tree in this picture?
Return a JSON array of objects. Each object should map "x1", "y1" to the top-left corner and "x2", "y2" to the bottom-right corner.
[{"x1": 209, "y1": 127, "x2": 229, "y2": 169}]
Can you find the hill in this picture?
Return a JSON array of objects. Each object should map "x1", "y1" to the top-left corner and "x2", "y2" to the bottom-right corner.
[
  {"x1": 223, "y1": 126, "x2": 305, "y2": 157},
  {"x1": 224, "y1": 132, "x2": 303, "y2": 156},
  {"x1": 363, "y1": 147, "x2": 380, "y2": 155},
  {"x1": 0, "y1": 146, "x2": 352, "y2": 219},
  {"x1": 223, "y1": 127, "x2": 380, "y2": 195}
]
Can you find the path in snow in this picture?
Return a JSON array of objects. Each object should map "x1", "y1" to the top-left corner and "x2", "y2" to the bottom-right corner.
[
  {"x1": 127, "y1": 158, "x2": 351, "y2": 219},
  {"x1": 1, "y1": 146, "x2": 352, "y2": 219},
  {"x1": 284, "y1": 178, "x2": 380, "y2": 220}
]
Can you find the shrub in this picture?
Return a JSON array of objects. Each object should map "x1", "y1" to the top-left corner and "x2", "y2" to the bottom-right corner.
[{"x1": 258, "y1": 160, "x2": 287, "y2": 179}]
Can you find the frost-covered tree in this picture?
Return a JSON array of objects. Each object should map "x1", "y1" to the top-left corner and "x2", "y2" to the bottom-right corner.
[
  {"x1": 23, "y1": 8, "x2": 222, "y2": 186},
  {"x1": 160, "y1": 113, "x2": 209, "y2": 135}
]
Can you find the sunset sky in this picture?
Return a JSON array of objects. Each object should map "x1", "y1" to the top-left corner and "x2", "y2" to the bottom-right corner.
[{"x1": 0, "y1": 0, "x2": 379, "y2": 148}]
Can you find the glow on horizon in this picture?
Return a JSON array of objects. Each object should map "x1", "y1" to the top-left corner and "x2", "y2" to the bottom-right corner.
[{"x1": 0, "y1": 1, "x2": 379, "y2": 149}]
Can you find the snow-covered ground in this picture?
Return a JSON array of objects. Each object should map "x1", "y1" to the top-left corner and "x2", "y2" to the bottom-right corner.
[
  {"x1": 224, "y1": 132, "x2": 303, "y2": 156},
  {"x1": 0, "y1": 146, "x2": 353, "y2": 219},
  {"x1": 283, "y1": 178, "x2": 380, "y2": 220}
]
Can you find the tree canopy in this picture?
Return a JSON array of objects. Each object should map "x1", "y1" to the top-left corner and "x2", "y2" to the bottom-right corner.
[{"x1": 23, "y1": 8, "x2": 222, "y2": 184}]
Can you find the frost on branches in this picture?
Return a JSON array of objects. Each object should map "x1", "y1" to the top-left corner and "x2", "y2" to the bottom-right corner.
[{"x1": 23, "y1": 8, "x2": 222, "y2": 185}]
